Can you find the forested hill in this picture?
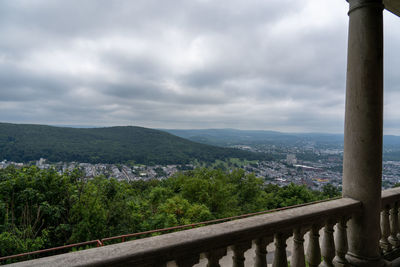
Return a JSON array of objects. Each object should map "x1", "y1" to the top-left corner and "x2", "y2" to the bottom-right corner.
[{"x1": 0, "y1": 123, "x2": 269, "y2": 164}]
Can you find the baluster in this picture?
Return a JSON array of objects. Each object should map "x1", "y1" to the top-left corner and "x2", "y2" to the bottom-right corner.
[
  {"x1": 232, "y1": 241, "x2": 252, "y2": 267},
  {"x1": 398, "y1": 204, "x2": 400, "y2": 241},
  {"x1": 320, "y1": 220, "x2": 335, "y2": 267},
  {"x1": 306, "y1": 224, "x2": 322, "y2": 267},
  {"x1": 254, "y1": 236, "x2": 273, "y2": 267},
  {"x1": 380, "y1": 205, "x2": 392, "y2": 253},
  {"x1": 389, "y1": 202, "x2": 400, "y2": 249},
  {"x1": 291, "y1": 227, "x2": 306, "y2": 267},
  {"x1": 176, "y1": 254, "x2": 200, "y2": 267},
  {"x1": 332, "y1": 218, "x2": 349, "y2": 267},
  {"x1": 273, "y1": 232, "x2": 290, "y2": 267},
  {"x1": 205, "y1": 247, "x2": 227, "y2": 267}
]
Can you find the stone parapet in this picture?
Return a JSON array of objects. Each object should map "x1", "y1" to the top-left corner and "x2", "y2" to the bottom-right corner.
[{"x1": 8, "y1": 198, "x2": 361, "y2": 267}]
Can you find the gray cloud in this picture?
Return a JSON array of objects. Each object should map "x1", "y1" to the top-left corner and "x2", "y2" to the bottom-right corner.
[{"x1": 0, "y1": 0, "x2": 399, "y2": 133}]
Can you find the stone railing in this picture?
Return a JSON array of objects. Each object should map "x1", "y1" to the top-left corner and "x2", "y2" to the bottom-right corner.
[
  {"x1": 9, "y1": 197, "x2": 361, "y2": 267},
  {"x1": 380, "y1": 187, "x2": 400, "y2": 260}
]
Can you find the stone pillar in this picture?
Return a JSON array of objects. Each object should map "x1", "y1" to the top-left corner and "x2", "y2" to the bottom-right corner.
[{"x1": 342, "y1": 0, "x2": 384, "y2": 266}]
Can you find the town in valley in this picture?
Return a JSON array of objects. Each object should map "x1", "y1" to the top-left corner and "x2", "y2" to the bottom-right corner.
[{"x1": 3, "y1": 141, "x2": 400, "y2": 191}]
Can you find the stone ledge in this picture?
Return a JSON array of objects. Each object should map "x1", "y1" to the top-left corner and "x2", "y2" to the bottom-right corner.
[
  {"x1": 381, "y1": 187, "x2": 400, "y2": 207},
  {"x1": 8, "y1": 198, "x2": 361, "y2": 267}
]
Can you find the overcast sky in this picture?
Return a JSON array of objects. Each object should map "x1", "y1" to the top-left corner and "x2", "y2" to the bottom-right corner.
[{"x1": 1, "y1": 0, "x2": 399, "y2": 134}]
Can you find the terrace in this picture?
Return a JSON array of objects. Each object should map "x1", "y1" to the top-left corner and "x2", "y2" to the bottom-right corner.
[{"x1": 6, "y1": 0, "x2": 400, "y2": 266}]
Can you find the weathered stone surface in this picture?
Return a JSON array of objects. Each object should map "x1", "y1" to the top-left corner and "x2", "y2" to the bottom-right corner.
[
  {"x1": 343, "y1": 0, "x2": 385, "y2": 266},
  {"x1": 384, "y1": 0, "x2": 400, "y2": 16},
  {"x1": 8, "y1": 198, "x2": 360, "y2": 267}
]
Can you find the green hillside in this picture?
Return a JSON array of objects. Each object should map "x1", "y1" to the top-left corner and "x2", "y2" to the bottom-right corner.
[{"x1": 0, "y1": 123, "x2": 269, "y2": 164}]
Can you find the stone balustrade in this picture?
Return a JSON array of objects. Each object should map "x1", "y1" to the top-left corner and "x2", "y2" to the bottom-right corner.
[
  {"x1": 10, "y1": 187, "x2": 400, "y2": 267},
  {"x1": 7, "y1": 0, "x2": 398, "y2": 265},
  {"x1": 380, "y1": 187, "x2": 400, "y2": 260},
  {"x1": 9, "y1": 197, "x2": 361, "y2": 267}
]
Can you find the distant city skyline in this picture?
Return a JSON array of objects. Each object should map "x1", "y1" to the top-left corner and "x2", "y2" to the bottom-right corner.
[{"x1": 1, "y1": 1, "x2": 400, "y2": 134}]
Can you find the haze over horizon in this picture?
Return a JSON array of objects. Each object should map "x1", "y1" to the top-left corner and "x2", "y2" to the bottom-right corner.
[
  {"x1": 1, "y1": 1, "x2": 400, "y2": 134},
  {"x1": 0, "y1": 122, "x2": 344, "y2": 135}
]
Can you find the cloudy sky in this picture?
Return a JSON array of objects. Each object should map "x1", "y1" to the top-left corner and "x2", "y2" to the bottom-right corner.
[{"x1": 1, "y1": 0, "x2": 399, "y2": 134}]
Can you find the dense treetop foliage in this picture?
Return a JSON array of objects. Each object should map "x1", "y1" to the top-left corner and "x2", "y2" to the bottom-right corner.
[
  {"x1": 0, "y1": 166, "x2": 340, "y2": 263},
  {"x1": 0, "y1": 123, "x2": 271, "y2": 165}
]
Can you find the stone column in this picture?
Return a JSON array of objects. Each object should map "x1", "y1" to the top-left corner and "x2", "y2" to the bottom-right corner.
[{"x1": 342, "y1": 0, "x2": 384, "y2": 266}]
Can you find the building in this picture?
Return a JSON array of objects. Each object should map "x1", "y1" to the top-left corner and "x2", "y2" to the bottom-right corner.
[{"x1": 286, "y1": 154, "x2": 297, "y2": 165}]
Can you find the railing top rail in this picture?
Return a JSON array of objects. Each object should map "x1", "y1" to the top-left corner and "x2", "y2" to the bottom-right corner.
[
  {"x1": 9, "y1": 197, "x2": 361, "y2": 267},
  {"x1": 1, "y1": 197, "x2": 340, "y2": 263},
  {"x1": 102, "y1": 196, "x2": 340, "y2": 243},
  {"x1": 0, "y1": 240, "x2": 103, "y2": 262},
  {"x1": 381, "y1": 187, "x2": 400, "y2": 207}
]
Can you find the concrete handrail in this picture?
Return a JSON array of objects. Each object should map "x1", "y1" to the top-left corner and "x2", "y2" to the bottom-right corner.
[
  {"x1": 8, "y1": 197, "x2": 361, "y2": 267},
  {"x1": 380, "y1": 187, "x2": 400, "y2": 258},
  {"x1": 381, "y1": 187, "x2": 400, "y2": 207}
]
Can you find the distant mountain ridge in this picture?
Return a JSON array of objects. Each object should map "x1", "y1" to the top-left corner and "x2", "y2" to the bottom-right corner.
[
  {"x1": 162, "y1": 128, "x2": 343, "y2": 146},
  {"x1": 0, "y1": 123, "x2": 268, "y2": 164},
  {"x1": 163, "y1": 128, "x2": 400, "y2": 147}
]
